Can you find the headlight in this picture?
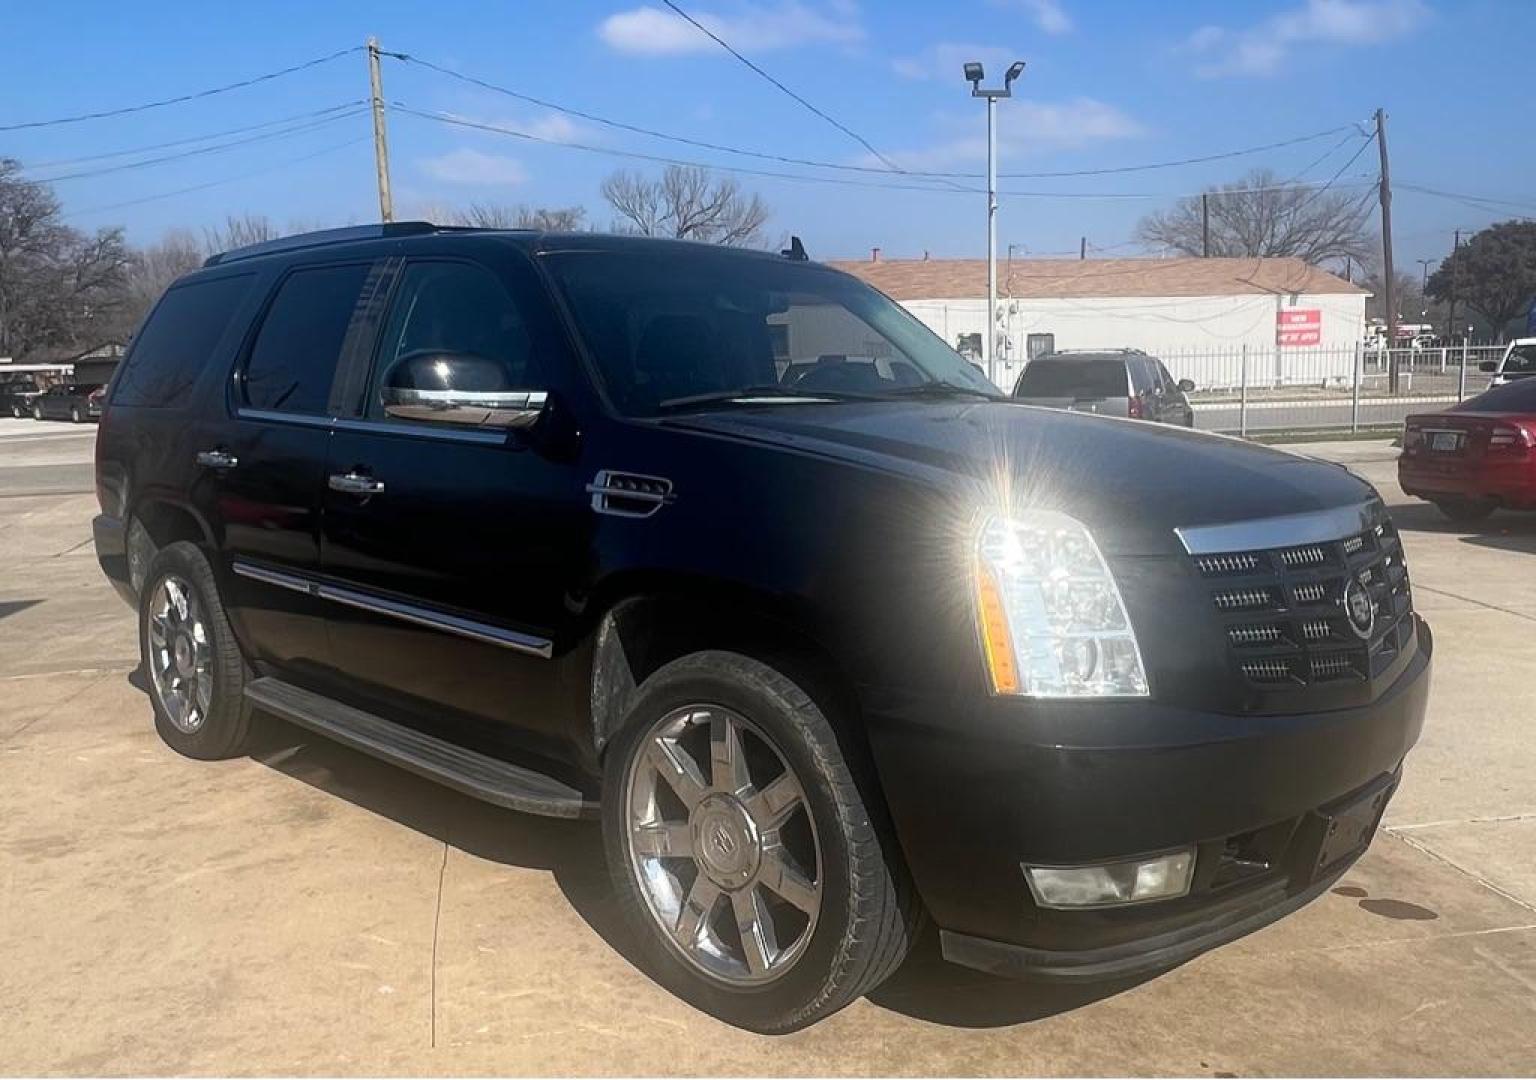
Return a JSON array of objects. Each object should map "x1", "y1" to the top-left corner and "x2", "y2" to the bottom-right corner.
[{"x1": 974, "y1": 511, "x2": 1149, "y2": 697}]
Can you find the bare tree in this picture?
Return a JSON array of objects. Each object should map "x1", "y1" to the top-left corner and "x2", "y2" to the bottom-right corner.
[
  {"x1": 445, "y1": 203, "x2": 587, "y2": 231},
  {"x1": 121, "y1": 229, "x2": 205, "y2": 331},
  {"x1": 202, "y1": 213, "x2": 280, "y2": 256},
  {"x1": 1136, "y1": 169, "x2": 1375, "y2": 267},
  {"x1": 0, "y1": 158, "x2": 130, "y2": 359},
  {"x1": 601, "y1": 165, "x2": 769, "y2": 247}
]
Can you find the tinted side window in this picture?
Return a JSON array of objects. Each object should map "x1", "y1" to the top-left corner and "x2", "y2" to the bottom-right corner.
[
  {"x1": 367, "y1": 260, "x2": 541, "y2": 423},
  {"x1": 244, "y1": 263, "x2": 372, "y2": 415},
  {"x1": 112, "y1": 274, "x2": 253, "y2": 407}
]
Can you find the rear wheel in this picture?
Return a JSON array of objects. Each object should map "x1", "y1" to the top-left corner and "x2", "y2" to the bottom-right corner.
[
  {"x1": 1433, "y1": 497, "x2": 1496, "y2": 522},
  {"x1": 31, "y1": 405, "x2": 42, "y2": 420},
  {"x1": 601, "y1": 650, "x2": 918, "y2": 1033},
  {"x1": 139, "y1": 542, "x2": 255, "y2": 760},
  {"x1": 69, "y1": 405, "x2": 81, "y2": 423}
]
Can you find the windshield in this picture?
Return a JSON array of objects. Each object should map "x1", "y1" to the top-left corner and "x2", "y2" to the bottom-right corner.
[
  {"x1": 1502, "y1": 344, "x2": 1536, "y2": 376},
  {"x1": 1457, "y1": 377, "x2": 1536, "y2": 413},
  {"x1": 542, "y1": 250, "x2": 998, "y2": 416},
  {"x1": 1015, "y1": 357, "x2": 1129, "y2": 398}
]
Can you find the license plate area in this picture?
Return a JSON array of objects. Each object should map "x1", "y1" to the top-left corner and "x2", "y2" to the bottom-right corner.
[
  {"x1": 1428, "y1": 430, "x2": 1463, "y2": 452},
  {"x1": 1311, "y1": 779, "x2": 1395, "y2": 878}
]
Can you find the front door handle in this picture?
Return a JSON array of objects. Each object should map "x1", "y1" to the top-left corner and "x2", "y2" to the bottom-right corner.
[
  {"x1": 328, "y1": 472, "x2": 385, "y2": 495},
  {"x1": 194, "y1": 449, "x2": 238, "y2": 470}
]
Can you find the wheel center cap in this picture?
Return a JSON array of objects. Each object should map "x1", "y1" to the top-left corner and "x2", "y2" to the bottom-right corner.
[
  {"x1": 172, "y1": 634, "x2": 195, "y2": 677},
  {"x1": 690, "y1": 794, "x2": 760, "y2": 888}
]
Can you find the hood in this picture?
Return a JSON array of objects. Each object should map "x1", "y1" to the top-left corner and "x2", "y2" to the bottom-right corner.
[{"x1": 666, "y1": 400, "x2": 1377, "y2": 555}]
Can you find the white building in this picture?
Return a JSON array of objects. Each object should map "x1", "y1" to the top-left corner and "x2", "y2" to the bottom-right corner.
[{"x1": 830, "y1": 256, "x2": 1369, "y2": 391}]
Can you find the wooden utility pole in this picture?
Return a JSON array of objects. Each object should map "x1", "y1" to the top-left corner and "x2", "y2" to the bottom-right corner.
[
  {"x1": 1446, "y1": 229, "x2": 1460, "y2": 341},
  {"x1": 367, "y1": 36, "x2": 394, "y2": 223},
  {"x1": 1376, "y1": 108, "x2": 1397, "y2": 390},
  {"x1": 1079, "y1": 236, "x2": 1086, "y2": 260},
  {"x1": 1201, "y1": 192, "x2": 1210, "y2": 257}
]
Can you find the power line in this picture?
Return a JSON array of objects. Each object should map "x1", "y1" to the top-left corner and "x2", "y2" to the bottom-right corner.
[
  {"x1": 66, "y1": 136, "x2": 369, "y2": 217},
  {"x1": 384, "y1": 49, "x2": 1359, "y2": 185},
  {"x1": 1288, "y1": 132, "x2": 1377, "y2": 218},
  {"x1": 22, "y1": 101, "x2": 367, "y2": 170},
  {"x1": 655, "y1": 0, "x2": 922, "y2": 182},
  {"x1": 396, "y1": 103, "x2": 1376, "y2": 202},
  {"x1": 0, "y1": 46, "x2": 362, "y2": 132},
  {"x1": 1397, "y1": 183, "x2": 1536, "y2": 215},
  {"x1": 27, "y1": 108, "x2": 369, "y2": 184}
]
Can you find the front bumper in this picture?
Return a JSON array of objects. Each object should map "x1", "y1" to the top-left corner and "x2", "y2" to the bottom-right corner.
[{"x1": 868, "y1": 615, "x2": 1431, "y2": 981}]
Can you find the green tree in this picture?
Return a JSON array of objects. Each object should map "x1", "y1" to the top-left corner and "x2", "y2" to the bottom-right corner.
[{"x1": 1426, "y1": 221, "x2": 1536, "y2": 342}]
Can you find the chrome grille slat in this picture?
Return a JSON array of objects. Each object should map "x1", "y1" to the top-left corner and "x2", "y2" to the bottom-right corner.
[{"x1": 1192, "y1": 513, "x2": 1413, "y2": 693}]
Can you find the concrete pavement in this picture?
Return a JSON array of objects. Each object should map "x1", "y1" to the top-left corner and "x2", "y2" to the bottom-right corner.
[{"x1": 2, "y1": 427, "x2": 1534, "y2": 1075}]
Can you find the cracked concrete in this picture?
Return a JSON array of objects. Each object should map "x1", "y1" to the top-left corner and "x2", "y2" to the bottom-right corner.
[{"x1": 1, "y1": 424, "x2": 1534, "y2": 1074}]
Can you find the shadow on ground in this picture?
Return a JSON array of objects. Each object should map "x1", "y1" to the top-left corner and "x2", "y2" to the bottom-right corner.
[
  {"x1": 1387, "y1": 501, "x2": 1536, "y2": 553},
  {"x1": 211, "y1": 699, "x2": 1138, "y2": 1030}
]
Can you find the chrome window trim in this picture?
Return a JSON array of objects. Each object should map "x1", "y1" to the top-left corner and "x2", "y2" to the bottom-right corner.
[
  {"x1": 330, "y1": 417, "x2": 510, "y2": 445},
  {"x1": 236, "y1": 408, "x2": 334, "y2": 429},
  {"x1": 230, "y1": 560, "x2": 552, "y2": 658},
  {"x1": 1175, "y1": 502, "x2": 1383, "y2": 556}
]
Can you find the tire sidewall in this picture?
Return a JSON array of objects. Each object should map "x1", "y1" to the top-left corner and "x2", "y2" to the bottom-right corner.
[
  {"x1": 601, "y1": 653, "x2": 868, "y2": 1033},
  {"x1": 139, "y1": 542, "x2": 251, "y2": 759}
]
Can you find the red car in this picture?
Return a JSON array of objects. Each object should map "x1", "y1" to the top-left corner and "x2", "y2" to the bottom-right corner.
[{"x1": 1400, "y1": 377, "x2": 1536, "y2": 521}]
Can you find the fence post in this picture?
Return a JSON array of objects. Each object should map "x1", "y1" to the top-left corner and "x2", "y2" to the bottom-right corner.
[
  {"x1": 1458, "y1": 339, "x2": 1469, "y2": 401},
  {"x1": 1239, "y1": 343, "x2": 1249, "y2": 437},
  {"x1": 1351, "y1": 341, "x2": 1362, "y2": 434}
]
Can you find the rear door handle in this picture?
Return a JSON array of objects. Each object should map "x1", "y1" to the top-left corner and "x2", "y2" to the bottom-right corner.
[
  {"x1": 194, "y1": 449, "x2": 238, "y2": 470},
  {"x1": 328, "y1": 472, "x2": 385, "y2": 495}
]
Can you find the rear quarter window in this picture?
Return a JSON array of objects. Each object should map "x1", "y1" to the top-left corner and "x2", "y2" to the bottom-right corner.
[{"x1": 111, "y1": 273, "x2": 254, "y2": 408}]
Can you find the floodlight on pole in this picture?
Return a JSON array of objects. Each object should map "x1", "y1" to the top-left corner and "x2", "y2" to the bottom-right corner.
[{"x1": 964, "y1": 58, "x2": 1026, "y2": 387}]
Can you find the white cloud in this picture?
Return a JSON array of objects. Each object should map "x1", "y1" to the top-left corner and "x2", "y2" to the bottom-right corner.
[
  {"x1": 874, "y1": 98, "x2": 1144, "y2": 171},
  {"x1": 1182, "y1": 0, "x2": 1429, "y2": 78},
  {"x1": 892, "y1": 43, "x2": 1022, "y2": 82},
  {"x1": 597, "y1": 2, "x2": 863, "y2": 56},
  {"x1": 418, "y1": 148, "x2": 528, "y2": 187},
  {"x1": 1020, "y1": 0, "x2": 1072, "y2": 35},
  {"x1": 520, "y1": 112, "x2": 581, "y2": 143}
]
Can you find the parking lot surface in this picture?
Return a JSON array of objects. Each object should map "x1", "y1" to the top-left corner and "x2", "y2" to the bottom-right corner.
[{"x1": 2, "y1": 418, "x2": 1534, "y2": 1075}]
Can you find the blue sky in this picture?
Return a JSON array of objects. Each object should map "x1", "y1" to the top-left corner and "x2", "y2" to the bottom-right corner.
[{"x1": 2, "y1": 0, "x2": 1529, "y2": 268}]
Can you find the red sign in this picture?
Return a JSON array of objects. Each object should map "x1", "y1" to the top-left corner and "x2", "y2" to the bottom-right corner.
[{"x1": 1276, "y1": 308, "x2": 1321, "y2": 347}]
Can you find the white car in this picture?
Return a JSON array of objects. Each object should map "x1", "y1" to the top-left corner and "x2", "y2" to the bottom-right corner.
[{"x1": 1480, "y1": 338, "x2": 1536, "y2": 387}]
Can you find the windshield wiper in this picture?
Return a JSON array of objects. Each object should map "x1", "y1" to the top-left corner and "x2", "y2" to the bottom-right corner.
[
  {"x1": 878, "y1": 383, "x2": 1008, "y2": 402},
  {"x1": 656, "y1": 386, "x2": 871, "y2": 410}
]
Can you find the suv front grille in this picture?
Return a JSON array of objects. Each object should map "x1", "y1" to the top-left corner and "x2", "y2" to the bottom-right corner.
[{"x1": 1192, "y1": 517, "x2": 1414, "y2": 694}]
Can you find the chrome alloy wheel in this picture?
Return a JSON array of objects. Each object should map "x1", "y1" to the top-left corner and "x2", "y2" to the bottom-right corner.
[
  {"x1": 146, "y1": 574, "x2": 213, "y2": 734},
  {"x1": 624, "y1": 705, "x2": 823, "y2": 986}
]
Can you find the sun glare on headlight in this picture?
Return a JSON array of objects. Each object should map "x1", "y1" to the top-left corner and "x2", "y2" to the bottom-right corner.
[{"x1": 975, "y1": 511, "x2": 1149, "y2": 698}]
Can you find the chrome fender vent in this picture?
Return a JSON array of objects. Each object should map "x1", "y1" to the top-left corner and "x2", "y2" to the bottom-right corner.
[{"x1": 587, "y1": 470, "x2": 675, "y2": 518}]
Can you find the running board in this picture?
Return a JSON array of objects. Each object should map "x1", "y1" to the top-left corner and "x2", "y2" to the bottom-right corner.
[{"x1": 244, "y1": 677, "x2": 595, "y2": 819}]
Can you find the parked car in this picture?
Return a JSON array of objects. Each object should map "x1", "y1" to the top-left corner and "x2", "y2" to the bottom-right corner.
[
  {"x1": 1400, "y1": 377, "x2": 1536, "y2": 521},
  {"x1": 1477, "y1": 337, "x2": 1536, "y2": 387},
  {"x1": 30, "y1": 381, "x2": 103, "y2": 422},
  {"x1": 1012, "y1": 348, "x2": 1195, "y2": 426},
  {"x1": 93, "y1": 224, "x2": 1428, "y2": 1033},
  {"x1": 1, "y1": 373, "x2": 45, "y2": 418}
]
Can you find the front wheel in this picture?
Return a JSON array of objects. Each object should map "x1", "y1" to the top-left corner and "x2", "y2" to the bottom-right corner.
[
  {"x1": 1433, "y1": 497, "x2": 1496, "y2": 522},
  {"x1": 31, "y1": 405, "x2": 42, "y2": 420},
  {"x1": 601, "y1": 651, "x2": 918, "y2": 1033},
  {"x1": 69, "y1": 405, "x2": 81, "y2": 422}
]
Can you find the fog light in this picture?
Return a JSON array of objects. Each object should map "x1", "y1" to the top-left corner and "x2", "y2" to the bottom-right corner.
[{"x1": 1024, "y1": 850, "x2": 1195, "y2": 909}]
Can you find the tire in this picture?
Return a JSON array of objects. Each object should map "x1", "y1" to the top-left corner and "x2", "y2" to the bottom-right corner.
[
  {"x1": 32, "y1": 405, "x2": 42, "y2": 420},
  {"x1": 138, "y1": 541, "x2": 255, "y2": 760},
  {"x1": 69, "y1": 405, "x2": 81, "y2": 423},
  {"x1": 601, "y1": 650, "x2": 918, "y2": 1033},
  {"x1": 1433, "y1": 497, "x2": 1496, "y2": 523}
]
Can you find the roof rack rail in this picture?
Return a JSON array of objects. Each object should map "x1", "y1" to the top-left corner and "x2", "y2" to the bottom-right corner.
[{"x1": 203, "y1": 221, "x2": 443, "y2": 267}]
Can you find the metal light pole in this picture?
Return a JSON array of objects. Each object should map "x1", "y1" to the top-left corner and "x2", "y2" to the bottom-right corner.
[{"x1": 965, "y1": 60, "x2": 1025, "y2": 386}]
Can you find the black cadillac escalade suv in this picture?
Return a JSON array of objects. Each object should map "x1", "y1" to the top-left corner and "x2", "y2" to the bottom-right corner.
[{"x1": 93, "y1": 224, "x2": 1430, "y2": 1033}]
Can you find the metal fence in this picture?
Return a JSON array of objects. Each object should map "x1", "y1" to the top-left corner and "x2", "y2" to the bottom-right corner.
[{"x1": 1148, "y1": 342, "x2": 1507, "y2": 436}]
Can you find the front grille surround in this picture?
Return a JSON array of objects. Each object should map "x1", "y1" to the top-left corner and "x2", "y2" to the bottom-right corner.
[{"x1": 1190, "y1": 514, "x2": 1414, "y2": 696}]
